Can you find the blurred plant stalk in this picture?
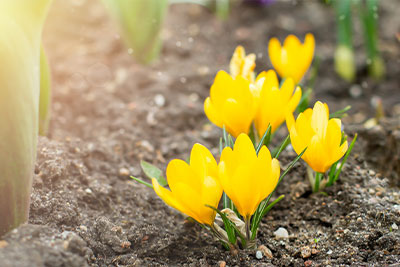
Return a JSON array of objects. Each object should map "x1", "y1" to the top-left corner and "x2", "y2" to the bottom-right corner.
[
  {"x1": 39, "y1": 45, "x2": 52, "y2": 136},
  {"x1": 0, "y1": 0, "x2": 52, "y2": 236},
  {"x1": 334, "y1": 0, "x2": 356, "y2": 82},
  {"x1": 102, "y1": 0, "x2": 168, "y2": 64},
  {"x1": 359, "y1": 0, "x2": 385, "y2": 80}
]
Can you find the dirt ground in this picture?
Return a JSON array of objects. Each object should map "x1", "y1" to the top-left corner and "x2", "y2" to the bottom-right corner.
[{"x1": 0, "y1": 0, "x2": 400, "y2": 266}]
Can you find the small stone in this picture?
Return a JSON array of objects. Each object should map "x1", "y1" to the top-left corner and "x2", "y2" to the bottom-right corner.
[
  {"x1": 119, "y1": 168, "x2": 130, "y2": 176},
  {"x1": 79, "y1": 225, "x2": 88, "y2": 232},
  {"x1": 311, "y1": 248, "x2": 319, "y2": 255},
  {"x1": 274, "y1": 227, "x2": 289, "y2": 239},
  {"x1": 256, "y1": 250, "x2": 263, "y2": 259},
  {"x1": 197, "y1": 66, "x2": 210, "y2": 76},
  {"x1": 85, "y1": 188, "x2": 92, "y2": 194},
  {"x1": 349, "y1": 84, "x2": 362, "y2": 98},
  {"x1": 392, "y1": 223, "x2": 398, "y2": 230},
  {"x1": 154, "y1": 94, "x2": 166, "y2": 107},
  {"x1": 327, "y1": 249, "x2": 333, "y2": 255},
  {"x1": 0, "y1": 240, "x2": 8, "y2": 248},
  {"x1": 218, "y1": 261, "x2": 226, "y2": 267},
  {"x1": 301, "y1": 246, "x2": 312, "y2": 258},
  {"x1": 258, "y1": 245, "x2": 273, "y2": 259},
  {"x1": 357, "y1": 217, "x2": 363, "y2": 222},
  {"x1": 304, "y1": 260, "x2": 313, "y2": 267}
]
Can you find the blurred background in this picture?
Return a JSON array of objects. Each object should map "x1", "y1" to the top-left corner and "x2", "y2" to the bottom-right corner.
[{"x1": 43, "y1": 0, "x2": 399, "y2": 159}]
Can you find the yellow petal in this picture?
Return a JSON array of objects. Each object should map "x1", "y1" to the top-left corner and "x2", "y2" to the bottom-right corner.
[
  {"x1": 152, "y1": 178, "x2": 187, "y2": 215},
  {"x1": 311, "y1": 101, "x2": 329, "y2": 138},
  {"x1": 166, "y1": 159, "x2": 199, "y2": 193},
  {"x1": 268, "y1": 37, "x2": 284, "y2": 77},
  {"x1": 233, "y1": 133, "x2": 257, "y2": 164},
  {"x1": 190, "y1": 143, "x2": 218, "y2": 179},
  {"x1": 204, "y1": 97, "x2": 223, "y2": 128}
]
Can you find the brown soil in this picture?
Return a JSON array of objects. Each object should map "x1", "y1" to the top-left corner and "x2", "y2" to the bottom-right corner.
[{"x1": 0, "y1": 0, "x2": 399, "y2": 266}]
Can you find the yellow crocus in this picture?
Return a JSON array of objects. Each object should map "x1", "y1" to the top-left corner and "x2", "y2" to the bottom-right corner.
[
  {"x1": 229, "y1": 46, "x2": 256, "y2": 82},
  {"x1": 268, "y1": 33, "x2": 315, "y2": 84},
  {"x1": 152, "y1": 144, "x2": 223, "y2": 225},
  {"x1": 218, "y1": 134, "x2": 280, "y2": 219},
  {"x1": 286, "y1": 101, "x2": 348, "y2": 173},
  {"x1": 204, "y1": 71, "x2": 256, "y2": 138},
  {"x1": 254, "y1": 70, "x2": 302, "y2": 137}
]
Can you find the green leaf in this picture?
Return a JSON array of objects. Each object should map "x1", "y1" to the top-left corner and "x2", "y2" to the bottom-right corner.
[
  {"x1": 130, "y1": 176, "x2": 153, "y2": 189},
  {"x1": 206, "y1": 205, "x2": 238, "y2": 245},
  {"x1": 140, "y1": 160, "x2": 168, "y2": 186},
  {"x1": 330, "y1": 105, "x2": 351, "y2": 119},
  {"x1": 296, "y1": 88, "x2": 312, "y2": 113},
  {"x1": 39, "y1": 45, "x2": 51, "y2": 136},
  {"x1": 332, "y1": 133, "x2": 357, "y2": 183},
  {"x1": 102, "y1": 0, "x2": 168, "y2": 64},
  {"x1": 256, "y1": 124, "x2": 271, "y2": 155},
  {"x1": 271, "y1": 135, "x2": 291, "y2": 159}
]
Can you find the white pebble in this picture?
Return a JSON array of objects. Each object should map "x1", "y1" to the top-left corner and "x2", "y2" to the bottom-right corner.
[
  {"x1": 274, "y1": 227, "x2": 289, "y2": 239},
  {"x1": 256, "y1": 250, "x2": 263, "y2": 259},
  {"x1": 154, "y1": 94, "x2": 166, "y2": 107},
  {"x1": 392, "y1": 223, "x2": 398, "y2": 230}
]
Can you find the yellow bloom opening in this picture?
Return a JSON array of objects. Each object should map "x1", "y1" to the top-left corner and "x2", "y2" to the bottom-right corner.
[
  {"x1": 152, "y1": 144, "x2": 223, "y2": 226},
  {"x1": 268, "y1": 33, "x2": 315, "y2": 84},
  {"x1": 286, "y1": 101, "x2": 349, "y2": 173},
  {"x1": 204, "y1": 71, "x2": 257, "y2": 138},
  {"x1": 229, "y1": 45, "x2": 256, "y2": 82},
  {"x1": 218, "y1": 134, "x2": 280, "y2": 218},
  {"x1": 254, "y1": 69, "x2": 302, "y2": 137}
]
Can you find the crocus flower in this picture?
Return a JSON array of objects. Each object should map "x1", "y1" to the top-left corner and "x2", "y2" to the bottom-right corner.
[
  {"x1": 218, "y1": 134, "x2": 280, "y2": 219},
  {"x1": 204, "y1": 71, "x2": 256, "y2": 138},
  {"x1": 152, "y1": 144, "x2": 223, "y2": 225},
  {"x1": 286, "y1": 101, "x2": 348, "y2": 173},
  {"x1": 268, "y1": 33, "x2": 315, "y2": 84},
  {"x1": 254, "y1": 70, "x2": 302, "y2": 137},
  {"x1": 229, "y1": 46, "x2": 256, "y2": 82}
]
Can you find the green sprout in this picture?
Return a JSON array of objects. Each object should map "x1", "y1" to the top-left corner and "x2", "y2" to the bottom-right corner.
[{"x1": 0, "y1": 0, "x2": 53, "y2": 236}]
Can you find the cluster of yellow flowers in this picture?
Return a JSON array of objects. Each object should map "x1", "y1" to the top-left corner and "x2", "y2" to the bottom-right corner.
[{"x1": 135, "y1": 33, "x2": 356, "y2": 249}]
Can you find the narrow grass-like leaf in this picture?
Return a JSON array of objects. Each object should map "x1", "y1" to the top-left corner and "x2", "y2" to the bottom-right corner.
[
  {"x1": 140, "y1": 160, "x2": 168, "y2": 186},
  {"x1": 222, "y1": 125, "x2": 228, "y2": 146},
  {"x1": 271, "y1": 135, "x2": 291, "y2": 159},
  {"x1": 256, "y1": 124, "x2": 271, "y2": 155},
  {"x1": 332, "y1": 133, "x2": 357, "y2": 183},
  {"x1": 296, "y1": 88, "x2": 312, "y2": 113},
  {"x1": 206, "y1": 205, "x2": 237, "y2": 245},
  {"x1": 330, "y1": 105, "x2": 351, "y2": 119},
  {"x1": 219, "y1": 137, "x2": 223, "y2": 154},
  {"x1": 130, "y1": 176, "x2": 153, "y2": 189}
]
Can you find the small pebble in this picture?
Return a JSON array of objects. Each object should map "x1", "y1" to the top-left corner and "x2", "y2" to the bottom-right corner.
[
  {"x1": 327, "y1": 249, "x2": 333, "y2": 255},
  {"x1": 357, "y1": 217, "x2": 363, "y2": 222},
  {"x1": 392, "y1": 223, "x2": 398, "y2": 230},
  {"x1": 0, "y1": 240, "x2": 8, "y2": 248},
  {"x1": 258, "y1": 245, "x2": 273, "y2": 259},
  {"x1": 79, "y1": 225, "x2": 88, "y2": 232},
  {"x1": 154, "y1": 94, "x2": 166, "y2": 107},
  {"x1": 256, "y1": 250, "x2": 263, "y2": 259},
  {"x1": 274, "y1": 227, "x2": 289, "y2": 239},
  {"x1": 311, "y1": 248, "x2": 319, "y2": 255},
  {"x1": 301, "y1": 246, "x2": 312, "y2": 258},
  {"x1": 349, "y1": 84, "x2": 362, "y2": 98},
  {"x1": 218, "y1": 261, "x2": 226, "y2": 267},
  {"x1": 119, "y1": 168, "x2": 130, "y2": 176},
  {"x1": 304, "y1": 260, "x2": 313, "y2": 267}
]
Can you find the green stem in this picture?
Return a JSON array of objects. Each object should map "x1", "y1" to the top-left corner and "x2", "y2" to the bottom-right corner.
[{"x1": 313, "y1": 172, "x2": 323, "y2": 193}]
